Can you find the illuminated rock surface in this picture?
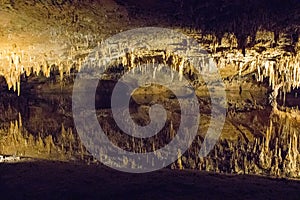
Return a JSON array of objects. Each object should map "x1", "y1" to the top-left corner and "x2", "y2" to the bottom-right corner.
[{"x1": 0, "y1": 0, "x2": 300, "y2": 188}]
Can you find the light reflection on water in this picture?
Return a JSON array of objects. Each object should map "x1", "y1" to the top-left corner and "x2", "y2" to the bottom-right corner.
[{"x1": 0, "y1": 85, "x2": 299, "y2": 178}]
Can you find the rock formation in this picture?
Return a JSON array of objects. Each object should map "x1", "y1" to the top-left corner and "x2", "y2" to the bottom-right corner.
[{"x1": 0, "y1": 0, "x2": 300, "y2": 178}]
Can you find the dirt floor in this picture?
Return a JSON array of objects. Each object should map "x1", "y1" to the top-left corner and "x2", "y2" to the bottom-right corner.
[{"x1": 0, "y1": 160, "x2": 300, "y2": 200}]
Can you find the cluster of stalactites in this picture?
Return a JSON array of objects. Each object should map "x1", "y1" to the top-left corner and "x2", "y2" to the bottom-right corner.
[
  {"x1": 0, "y1": 29, "x2": 298, "y2": 96},
  {"x1": 212, "y1": 44, "x2": 299, "y2": 105},
  {"x1": 114, "y1": 49, "x2": 197, "y2": 82},
  {"x1": 256, "y1": 54, "x2": 300, "y2": 91},
  {"x1": 186, "y1": 30, "x2": 300, "y2": 101},
  {"x1": 0, "y1": 49, "x2": 83, "y2": 95}
]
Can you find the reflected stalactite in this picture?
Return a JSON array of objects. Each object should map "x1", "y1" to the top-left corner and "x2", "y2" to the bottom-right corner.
[
  {"x1": 170, "y1": 111, "x2": 300, "y2": 178},
  {"x1": 0, "y1": 114, "x2": 87, "y2": 161},
  {"x1": 1, "y1": 105, "x2": 299, "y2": 177},
  {"x1": 0, "y1": 26, "x2": 300, "y2": 178}
]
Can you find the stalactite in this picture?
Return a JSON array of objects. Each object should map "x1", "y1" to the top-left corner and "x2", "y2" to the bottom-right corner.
[{"x1": 179, "y1": 58, "x2": 184, "y2": 81}]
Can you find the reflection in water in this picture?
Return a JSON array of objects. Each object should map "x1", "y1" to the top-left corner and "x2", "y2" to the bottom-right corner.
[
  {"x1": 0, "y1": 87, "x2": 299, "y2": 177},
  {"x1": 0, "y1": 92, "x2": 86, "y2": 161}
]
